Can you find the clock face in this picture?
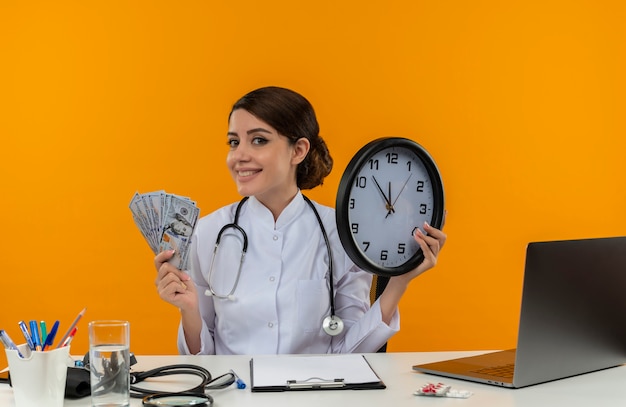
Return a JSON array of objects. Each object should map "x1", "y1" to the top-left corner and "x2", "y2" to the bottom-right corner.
[{"x1": 336, "y1": 138, "x2": 444, "y2": 277}]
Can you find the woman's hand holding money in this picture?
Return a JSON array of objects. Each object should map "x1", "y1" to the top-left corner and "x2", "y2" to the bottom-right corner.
[
  {"x1": 155, "y1": 249, "x2": 203, "y2": 353},
  {"x1": 155, "y1": 250, "x2": 198, "y2": 311}
]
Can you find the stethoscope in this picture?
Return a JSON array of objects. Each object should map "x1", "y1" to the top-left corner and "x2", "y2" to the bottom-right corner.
[{"x1": 204, "y1": 195, "x2": 344, "y2": 336}]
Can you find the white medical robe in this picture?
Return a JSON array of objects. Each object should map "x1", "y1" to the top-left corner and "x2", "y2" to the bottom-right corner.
[{"x1": 178, "y1": 192, "x2": 399, "y2": 354}]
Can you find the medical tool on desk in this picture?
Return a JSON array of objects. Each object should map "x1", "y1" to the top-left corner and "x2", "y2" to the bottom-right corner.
[
  {"x1": 76, "y1": 352, "x2": 237, "y2": 403},
  {"x1": 142, "y1": 392, "x2": 213, "y2": 406},
  {"x1": 204, "y1": 195, "x2": 345, "y2": 336},
  {"x1": 229, "y1": 369, "x2": 246, "y2": 389}
]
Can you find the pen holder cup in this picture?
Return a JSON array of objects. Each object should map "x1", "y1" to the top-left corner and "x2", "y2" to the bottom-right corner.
[{"x1": 5, "y1": 344, "x2": 70, "y2": 407}]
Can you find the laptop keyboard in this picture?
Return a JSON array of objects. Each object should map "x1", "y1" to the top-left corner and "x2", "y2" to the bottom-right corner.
[{"x1": 471, "y1": 364, "x2": 515, "y2": 378}]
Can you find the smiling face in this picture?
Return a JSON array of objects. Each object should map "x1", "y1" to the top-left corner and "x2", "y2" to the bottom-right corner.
[{"x1": 227, "y1": 109, "x2": 309, "y2": 215}]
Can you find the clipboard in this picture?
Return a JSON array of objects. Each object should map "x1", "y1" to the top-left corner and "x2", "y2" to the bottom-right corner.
[{"x1": 250, "y1": 354, "x2": 386, "y2": 392}]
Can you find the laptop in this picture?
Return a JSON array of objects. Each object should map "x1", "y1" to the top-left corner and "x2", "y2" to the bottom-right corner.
[{"x1": 413, "y1": 236, "x2": 626, "y2": 388}]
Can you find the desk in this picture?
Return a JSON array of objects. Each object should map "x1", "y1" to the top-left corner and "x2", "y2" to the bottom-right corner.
[{"x1": 2, "y1": 351, "x2": 625, "y2": 406}]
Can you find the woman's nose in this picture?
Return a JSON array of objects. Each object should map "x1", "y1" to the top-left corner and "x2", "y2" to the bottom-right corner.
[{"x1": 229, "y1": 143, "x2": 250, "y2": 162}]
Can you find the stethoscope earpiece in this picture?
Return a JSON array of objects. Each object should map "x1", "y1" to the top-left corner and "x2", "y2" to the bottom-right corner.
[{"x1": 205, "y1": 289, "x2": 236, "y2": 302}]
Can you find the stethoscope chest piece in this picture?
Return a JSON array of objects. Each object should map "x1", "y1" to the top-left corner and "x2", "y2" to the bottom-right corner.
[{"x1": 322, "y1": 315, "x2": 344, "y2": 336}]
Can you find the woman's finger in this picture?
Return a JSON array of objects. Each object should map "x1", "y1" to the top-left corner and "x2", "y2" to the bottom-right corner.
[
  {"x1": 154, "y1": 249, "x2": 176, "y2": 271},
  {"x1": 423, "y1": 223, "x2": 447, "y2": 249}
]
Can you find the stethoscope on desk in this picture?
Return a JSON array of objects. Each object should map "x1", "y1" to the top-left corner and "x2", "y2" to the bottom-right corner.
[
  {"x1": 204, "y1": 195, "x2": 345, "y2": 336},
  {"x1": 135, "y1": 365, "x2": 237, "y2": 406},
  {"x1": 80, "y1": 352, "x2": 232, "y2": 406}
]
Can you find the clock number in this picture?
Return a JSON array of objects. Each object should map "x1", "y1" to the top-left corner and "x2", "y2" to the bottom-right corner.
[
  {"x1": 397, "y1": 243, "x2": 405, "y2": 254},
  {"x1": 420, "y1": 204, "x2": 427, "y2": 214},
  {"x1": 385, "y1": 152, "x2": 398, "y2": 164},
  {"x1": 380, "y1": 250, "x2": 388, "y2": 261},
  {"x1": 368, "y1": 159, "x2": 379, "y2": 170},
  {"x1": 363, "y1": 241, "x2": 370, "y2": 252},
  {"x1": 355, "y1": 176, "x2": 367, "y2": 188},
  {"x1": 416, "y1": 180, "x2": 424, "y2": 192},
  {"x1": 349, "y1": 198, "x2": 355, "y2": 209},
  {"x1": 406, "y1": 161, "x2": 412, "y2": 172},
  {"x1": 351, "y1": 223, "x2": 359, "y2": 233}
]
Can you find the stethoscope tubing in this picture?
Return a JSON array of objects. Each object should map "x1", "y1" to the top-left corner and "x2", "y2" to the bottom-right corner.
[{"x1": 204, "y1": 195, "x2": 343, "y2": 336}]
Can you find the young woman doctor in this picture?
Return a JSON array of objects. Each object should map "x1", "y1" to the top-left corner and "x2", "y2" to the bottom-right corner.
[{"x1": 154, "y1": 86, "x2": 447, "y2": 355}]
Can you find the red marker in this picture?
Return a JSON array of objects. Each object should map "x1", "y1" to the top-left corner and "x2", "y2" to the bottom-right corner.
[{"x1": 61, "y1": 327, "x2": 78, "y2": 348}]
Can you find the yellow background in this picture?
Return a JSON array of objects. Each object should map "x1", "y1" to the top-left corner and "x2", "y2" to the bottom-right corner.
[{"x1": 1, "y1": 1, "x2": 625, "y2": 366}]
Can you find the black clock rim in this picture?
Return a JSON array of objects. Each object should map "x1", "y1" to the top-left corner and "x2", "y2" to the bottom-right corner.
[{"x1": 335, "y1": 137, "x2": 445, "y2": 277}]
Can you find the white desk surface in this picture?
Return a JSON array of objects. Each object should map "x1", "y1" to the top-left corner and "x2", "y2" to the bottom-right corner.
[{"x1": 2, "y1": 351, "x2": 625, "y2": 406}]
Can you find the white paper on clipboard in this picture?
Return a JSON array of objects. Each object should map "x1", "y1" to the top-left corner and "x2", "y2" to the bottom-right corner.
[{"x1": 250, "y1": 354, "x2": 383, "y2": 390}]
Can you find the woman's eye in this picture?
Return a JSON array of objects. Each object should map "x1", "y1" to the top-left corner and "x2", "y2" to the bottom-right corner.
[
  {"x1": 227, "y1": 139, "x2": 239, "y2": 148},
  {"x1": 252, "y1": 137, "x2": 268, "y2": 145}
]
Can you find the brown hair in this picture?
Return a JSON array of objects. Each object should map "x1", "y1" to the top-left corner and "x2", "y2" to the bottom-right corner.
[{"x1": 229, "y1": 86, "x2": 333, "y2": 190}]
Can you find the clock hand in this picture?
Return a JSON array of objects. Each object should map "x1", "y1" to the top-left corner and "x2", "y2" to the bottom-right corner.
[
  {"x1": 385, "y1": 181, "x2": 395, "y2": 218},
  {"x1": 391, "y1": 173, "x2": 413, "y2": 208},
  {"x1": 372, "y1": 176, "x2": 394, "y2": 215}
]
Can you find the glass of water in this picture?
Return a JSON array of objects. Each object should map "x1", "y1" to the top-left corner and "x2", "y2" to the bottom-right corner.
[{"x1": 88, "y1": 320, "x2": 130, "y2": 407}]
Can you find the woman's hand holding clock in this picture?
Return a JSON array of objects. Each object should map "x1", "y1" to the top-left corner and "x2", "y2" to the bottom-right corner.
[
  {"x1": 336, "y1": 137, "x2": 445, "y2": 277},
  {"x1": 336, "y1": 137, "x2": 447, "y2": 324}
]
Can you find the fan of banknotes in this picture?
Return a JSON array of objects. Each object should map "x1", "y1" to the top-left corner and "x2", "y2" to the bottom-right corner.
[{"x1": 129, "y1": 190, "x2": 200, "y2": 270}]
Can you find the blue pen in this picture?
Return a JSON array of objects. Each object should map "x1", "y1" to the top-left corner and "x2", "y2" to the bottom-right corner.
[
  {"x1": 29, "y1": 320, "x2": 42, "y2": 351},
  {"x1": 42, "y1": 320, "x2": 60, "y2": 351},
  {"x1": 0, "y1": 329, "x2": 24, "y2": 357},
  {"x1": 18, "y1": 321, "x2": 35, "y2": 351},
  {"x1": 230, "y1": 369, "x2": 247, "y2": 389}
]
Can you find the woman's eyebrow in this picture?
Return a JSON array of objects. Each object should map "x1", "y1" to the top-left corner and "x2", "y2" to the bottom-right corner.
[
  {"x1": 247, "y1": 128, "x2": 272, "y2": 135},
  {"x1": 227, "y1": 128, "x2": 272, "y2": 137}
]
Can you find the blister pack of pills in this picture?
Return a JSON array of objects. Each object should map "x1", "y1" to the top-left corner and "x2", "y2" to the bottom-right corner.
[{"x1": 414, "y1": 382, "x2": 473, "y2": 398}]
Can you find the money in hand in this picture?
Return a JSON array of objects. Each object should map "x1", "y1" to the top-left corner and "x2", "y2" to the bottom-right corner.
[{"x1": 129, "y1": 191, "x2": 200, "y2": 270}]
